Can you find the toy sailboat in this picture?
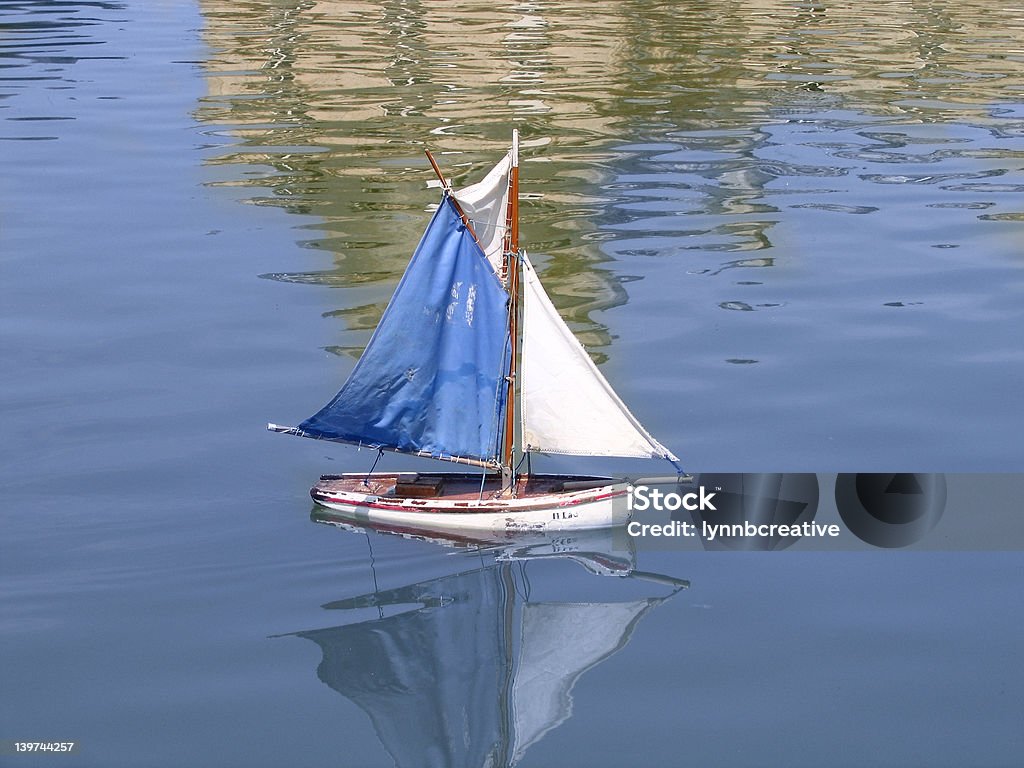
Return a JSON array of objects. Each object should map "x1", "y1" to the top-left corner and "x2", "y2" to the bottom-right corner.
[{"x1": 269, "y1": 130, "x2": 681, "y2": 533}]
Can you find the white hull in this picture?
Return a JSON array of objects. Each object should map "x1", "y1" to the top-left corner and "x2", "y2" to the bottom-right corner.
[{"x1": 310, "y1": 472, "x2": 631, "y2": 535}]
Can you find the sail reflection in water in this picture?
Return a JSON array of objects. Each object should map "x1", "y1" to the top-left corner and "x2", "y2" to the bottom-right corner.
[{"x1": 280, "y1": 527, "x2": 688, "y2": 767}]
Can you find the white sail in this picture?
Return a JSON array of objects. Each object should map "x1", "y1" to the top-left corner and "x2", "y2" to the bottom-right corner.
[
  {"x1": 519, "y1": 252, "x2": 678, "y2": 460},
  {"x1": 453, "y1": 151, "x2": 512, "y2": 276},
  {"x1": 510, "y1": 600, "x2": 655, "y2": 763}
]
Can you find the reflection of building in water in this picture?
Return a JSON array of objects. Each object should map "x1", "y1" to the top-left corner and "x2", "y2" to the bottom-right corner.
[
  {"x1": 194, "y1": 1, "x2": 658, "y2": 357},
  {"x1": 198, "y1": 1, "x2": 630, "y2": 142},
  {"x1": 278, "y1": 528, "x2": 686, "y2": 767},
  {"x1": 195, "y1": 1, "x2": 1024, "y2": 353},
  {"x1": 197, "y1": 1, "x2": 1024, "y2": 144}
]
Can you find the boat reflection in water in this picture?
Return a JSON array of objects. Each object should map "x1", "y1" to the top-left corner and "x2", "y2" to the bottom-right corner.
[{"x1": 281, "y1": 516, "x2": 688, "y2": 767}]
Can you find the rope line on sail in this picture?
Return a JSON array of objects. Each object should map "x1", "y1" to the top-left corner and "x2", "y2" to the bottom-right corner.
[
  {"x1": 497, "y1": 450, "x2": 530, "y2": 497},
  {"x1": 463, "y1": 217, "x2": 510, "y2": 237},
  {"x1": 362, "y1": 448, "x2": 384, "y2": 487},
  {"x1": 666, "y1": 455, "x2": 690, "y2": 478},
  {"x1": 490, "y1": 250, "x2": 518, "y2": 473},
  {"x1": 477, "y1": 469, "x2": 488, "y2": 501},
  {"x1": 469, "y1": 218, "x2": 510, "y2": 263}
]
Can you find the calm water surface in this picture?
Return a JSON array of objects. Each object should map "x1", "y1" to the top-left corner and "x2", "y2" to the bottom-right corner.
[{"x1": 1, "y1": 1, "x2": 1022, "y2": 766}]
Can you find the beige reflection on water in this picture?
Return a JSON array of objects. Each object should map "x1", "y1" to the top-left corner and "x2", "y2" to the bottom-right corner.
[
  {"x1": 195, "y1": 0, "x2": 1024, "y2": 354},
  {"x1": 197, "y1": 0, "x2": 648, "y2": 356}
]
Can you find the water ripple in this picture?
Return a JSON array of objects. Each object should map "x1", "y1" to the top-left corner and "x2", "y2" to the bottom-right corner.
[{"x1": 192, "y1": 0, "x2": 1024, "y2": 468}]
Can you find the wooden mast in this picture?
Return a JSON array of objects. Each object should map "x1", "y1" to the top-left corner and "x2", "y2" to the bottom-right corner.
[{"x1": 501, "y1": 130, "x2": 520, "y2": 488}]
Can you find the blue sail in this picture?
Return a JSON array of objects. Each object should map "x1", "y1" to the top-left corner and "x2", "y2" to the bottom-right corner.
[{"x1": 298, "y1": 197, "x2": 511, "y2": 464}]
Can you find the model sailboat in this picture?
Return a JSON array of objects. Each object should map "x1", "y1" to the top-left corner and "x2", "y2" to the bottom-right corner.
[{"x1": 269, "y1": 130, "x2": 681, "y2": 533}]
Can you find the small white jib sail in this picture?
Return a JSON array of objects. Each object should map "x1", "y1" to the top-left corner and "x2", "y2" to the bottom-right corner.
[
  {"x1": 271, "y1": 130, "x2": 681, "y2": 476},
  {"x1": 452, "y1": 150, "x2": 513, "y2": 276}
]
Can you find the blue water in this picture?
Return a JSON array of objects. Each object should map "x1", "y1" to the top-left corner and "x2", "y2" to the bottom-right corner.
[{"x1": 2, "y1": 2, "x2": 1022, "y2": 766}]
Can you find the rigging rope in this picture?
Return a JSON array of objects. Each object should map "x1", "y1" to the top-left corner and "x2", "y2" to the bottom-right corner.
[{"x1": 362, "y1": 448, "x2": 384, "y2": 487}]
